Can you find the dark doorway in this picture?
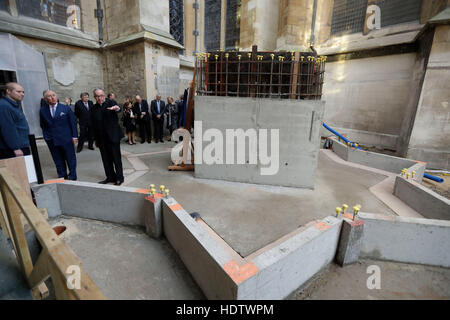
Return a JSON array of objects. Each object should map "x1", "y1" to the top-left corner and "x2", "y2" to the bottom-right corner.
[{"x1": 0, "y1": 70, "x2": 17, "y2": 95}]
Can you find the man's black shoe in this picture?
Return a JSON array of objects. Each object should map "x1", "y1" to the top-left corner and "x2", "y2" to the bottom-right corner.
[
  {"x1": 160, "y1": 140, "x2": 164, "y2": 143},
  {"x1": 98, "y1": 179, "x2": 112, "y2": 184},
  {"x1": 141, "y1": 141, "x2": 145, "y2": 144},
  {"x1": 76, "y1": 149, "x2": 82, "y2": 153},
  {"x1": 88, "y1": 146, "x2": 94, "y2": 150},
  {"x1": 147, "y1": 141, "x2": 152, "y2": 144},
  {"x1": 115, "y1": 180, "x2": 124, "y2": 186},
  {"x1": 155, "y1": 141, "x2": 159, "y2": 143}
]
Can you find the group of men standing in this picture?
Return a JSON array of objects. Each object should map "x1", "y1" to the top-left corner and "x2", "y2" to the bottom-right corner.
[
  {"x1": 133, "y1": 95, "x2": 167, "y2": 144},
  {"x1": 39, "y1": 88, "x2": 124, "y2": 185},
  {"x1": 0, "y1": 82, "x2": 182, "y2": 187}
]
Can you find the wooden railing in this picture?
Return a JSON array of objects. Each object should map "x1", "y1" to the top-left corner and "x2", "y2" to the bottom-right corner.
[{"x1": 0, "y1": 165, "x2": 105, "y2": 300}]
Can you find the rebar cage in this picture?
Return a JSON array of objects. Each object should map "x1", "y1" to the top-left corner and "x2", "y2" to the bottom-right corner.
[{"x1": 195, "y1": 50, "x2": 326, "y2": 100}]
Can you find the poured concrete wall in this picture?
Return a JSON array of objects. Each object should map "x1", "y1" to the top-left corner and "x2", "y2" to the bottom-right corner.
[
  {"x1": 330, "y1": 138, "x2": 425, "y2": 178},
  {"x1": 322, "y1": 54, "x2": 417, "y2": 150},
  {"x1": 359, "y1": 213, "x2": 450, "y2": 268},
  {"x1": 195, "y1": 96, "x2": 325, "y2": 188},
  {"x1": 394, "y1": 177, "x2": 450, "y2": 220}
]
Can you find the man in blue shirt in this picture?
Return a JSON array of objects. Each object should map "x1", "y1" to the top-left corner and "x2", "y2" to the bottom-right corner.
[
  {"x1": 40, "y1": 90, "x2": 78, "y2": 180},
  {"x1": 0, "y1": 82, "x2": 30, "y2": 160}
]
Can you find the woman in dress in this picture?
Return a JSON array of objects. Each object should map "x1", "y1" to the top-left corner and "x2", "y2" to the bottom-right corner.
[
  {"x1": 122, "y1": 101, "x2": 137, "y2": 145},
  {"x1": 165, "y1": 96, "x2": 179, "y2": 140}
]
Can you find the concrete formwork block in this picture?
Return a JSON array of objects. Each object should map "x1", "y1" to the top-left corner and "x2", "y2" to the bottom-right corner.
[
  {"x1": 394, "y1": 176, "x2": 450, "y2": 220},
  {"x1": 143, "y1": 193, "x2": 164, "y2": 238},
  {"x1": 195, "y1": 96, "x2": 325, "y2": 188},
  {"x1": 161, "y1": 197, "x2": 239, "y2": 299},
  {"x1": 238, "y1": 216, "x2": 342, "y2": 300},
  {"x1": 330, "y1": 138, "x2": 425, "y2": 178},
  {"x1": 40, "y1": 181, "x2": 153, "y2": 227},
  {"x1": 359, "y1": 212, "x2": 450, "y2": 267},
  {"x1": 328, "y1": 137, "x2": 348, "y2": 161},
  {"x1": 335, "y1": 219, "x2": 365, "y2": 266},
  {"x1": 31, "y1": 182, "x2": 62, "y2": 218}
]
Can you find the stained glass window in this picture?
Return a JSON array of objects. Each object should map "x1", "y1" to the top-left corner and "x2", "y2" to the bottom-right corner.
[
  {"x1": 375, "y1": 0, "x2": 422, "y2": 28},
  {"x1": 0, "y1": 1, "x2": 7, "y2": 12},
  {"x1": 16, "y1": 0, "x2": 81, "y2": 29},
  {"x1": 331, "y1": 0, "x2": 368, "y2": 36},
  {"x1": 204, "y1": 0, "x2": 221, "y2": 51},
  {"x1": 225, "y1": 0, "x2": 241, "y2": 50},
  {"x1": 169, "y1": 0, "x2": 184, "y2": 46},
  {"x1": 331, "y1": 0, "x2": 423, "y2": 36}
]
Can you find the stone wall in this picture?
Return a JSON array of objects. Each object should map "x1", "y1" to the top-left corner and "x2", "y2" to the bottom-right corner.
[
  {"x1": 16, "y1": 35, "x2": 104, "y2": 103},
  {"x1": 145, "y1": 42, "x2": 182, "y2": 100},
  {"x1": 322, "y1": 53, "x2": 417, "y2": 149},
  {"x1": 103, "y1": 41, "x2": 146, "y2": 102},
  {"x1": 140, "y1": 0, "x2": 170, "y2": 33},
  {"x1": 103, "y1": 0, "x2": 141, "y2": 41}
]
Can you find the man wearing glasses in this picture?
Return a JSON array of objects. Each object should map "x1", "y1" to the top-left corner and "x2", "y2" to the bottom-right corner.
[{"x1": 91, "y1": 88, "x2": 124, "y2": 186}]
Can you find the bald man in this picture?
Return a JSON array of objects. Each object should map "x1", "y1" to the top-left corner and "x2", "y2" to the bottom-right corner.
[
  {"x1": 133, "y1": 95, "x2": 152, "y2": 143},
  {"x1": 0, "y1": 82, "x2": 30, "y2": 160},
  {"x1": 40, "y1": 90, "x2": 78, "y2": 180}
]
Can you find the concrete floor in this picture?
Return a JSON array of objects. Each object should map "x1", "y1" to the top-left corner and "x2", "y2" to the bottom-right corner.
[
  {"x1": 0, "y1": 234, "x2": 32, "y2": 299},
  {"x1": 38, "y1": 140, "x2": 396, "y2": 257},
  {"x1": 289, "y1": 259, "x2": 450, "y2": 300},
  {"x1": 50, "y1": 215, "x2": 204, "y2": 300}
]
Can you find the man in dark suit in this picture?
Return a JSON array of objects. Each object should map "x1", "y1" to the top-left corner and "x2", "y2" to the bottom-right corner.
[
  {"x1": 74, "y1": 92, "x2": 94, "y2": 152},
  {"x1": 107, "y1": 93, "x2": 118, "y2": 106},
  {"x1": 133, "y1": 95, "x2": 152, "y2": 144},
  {"x1": 151, "y1": 95, "x2": 166, "y2": 143},
  {"x1": 91, "y1": 88, "x2": 124, "y2": 186},
  {"x1": 40, "y1": 90, "x2": 78, "y2": 180}
]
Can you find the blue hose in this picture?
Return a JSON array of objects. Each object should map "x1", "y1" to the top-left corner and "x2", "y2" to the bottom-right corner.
[
  {"x1": 322, "y1": 123, "x2": 363, "y2": 150},
  {"x1": 424, "y1": 173, "x2": 444, "y2": 183},
  {"x1": 323, "y1": 123, "x2": 443, "y2": 183}
]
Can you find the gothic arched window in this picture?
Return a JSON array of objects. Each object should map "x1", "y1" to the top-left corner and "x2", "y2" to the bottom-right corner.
[
  {"x1": 16, "y1": 0, "x2": 81, "y2": 29},
  {"x1": 169, "y1": 0, "x2": 184, "y2": 46},
  {"x1": 205, "y1": 0, "x2": 221, "y2": 51},
  {"x1": 225, "y1": 0, "x2": 241, "y2": 50}
]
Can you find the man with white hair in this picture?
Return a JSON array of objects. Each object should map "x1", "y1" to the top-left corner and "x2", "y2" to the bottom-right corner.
[
  {"x1": 0, "y1": 82, "x2": 30, "y2": 160},
  {"x1": 40, "y1": 90, "x2": 78, "y2": 180},
  {"x1": 91, "y1": 88, "x2": 124, "y2": 185}
]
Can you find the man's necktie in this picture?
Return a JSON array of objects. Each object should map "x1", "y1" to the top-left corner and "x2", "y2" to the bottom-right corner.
[{"x1": 51, "y1": 106, "x2": 55, "y2": 118}]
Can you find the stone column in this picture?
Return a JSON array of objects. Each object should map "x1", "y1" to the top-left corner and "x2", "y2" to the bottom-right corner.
[
  {"x1": 407, "y1": 25, "x2": 450, "y2": 170},
  {"x1": 239, "y1": 0, "x2": 279, "y2": 51},
  {"x1": 276, "y1": 0, "x2": 313, "y2": 51}
]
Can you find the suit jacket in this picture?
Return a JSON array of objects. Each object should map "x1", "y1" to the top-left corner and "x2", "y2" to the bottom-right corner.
[
  {"x1": 90, "y1": 99, "x2": 124, "y2": 144},
  {"x1": 151, "y1": 100, "x2": 166, "y2": 121},
  {"x1": 132, "y1": 100, "x2": 151, "y2": 122},
  {"x1": 74, "y1": 100, "x2": 94, "y2": 126},
  {"x1": 40, "y1": 103, "x2": 78, "y2": 147}
]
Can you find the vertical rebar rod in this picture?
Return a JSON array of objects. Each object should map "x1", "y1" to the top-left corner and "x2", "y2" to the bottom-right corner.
[{"x1": 237, "y1": 55, "x2": 241, "y2": 97}]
